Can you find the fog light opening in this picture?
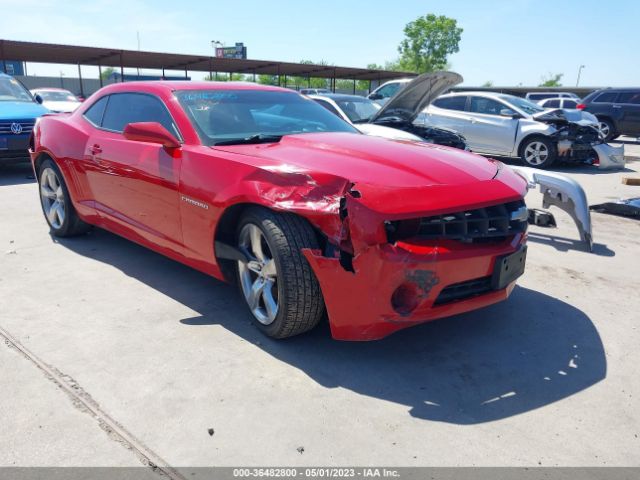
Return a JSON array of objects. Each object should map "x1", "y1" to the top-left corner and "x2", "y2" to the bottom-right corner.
[{"x1": 391, "y1": 283, "x2": 420, "y2": 315}]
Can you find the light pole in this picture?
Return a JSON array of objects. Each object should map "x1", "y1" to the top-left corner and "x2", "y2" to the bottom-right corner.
[{"x1": 576, "y1": 65, "x2": 585, "y2": 87}]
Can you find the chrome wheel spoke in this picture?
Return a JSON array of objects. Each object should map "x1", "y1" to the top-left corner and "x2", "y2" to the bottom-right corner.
[
  {"x1": 247, "y1": 277, "x2": 266, "y2": 311},
  {"x1": 249, "y1": 225, "x2": 265, "y2": 261},
  {"x1": 262, "y1": 259, "x2": 277, "y2": 278},
  {"x1": 47, "y1": 200, "x2": 59, "y2": 224},
  {"x1": 41, "y1": 185, "x2": 56, "y2": 199}
]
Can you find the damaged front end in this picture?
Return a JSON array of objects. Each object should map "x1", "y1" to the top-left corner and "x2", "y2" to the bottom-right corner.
[
  {"x1": 299, "y1": 172, "x2": 529, "y2": 341},
  {"x1": 535, "y1": 109, "x2": 625, "y2": 169}
]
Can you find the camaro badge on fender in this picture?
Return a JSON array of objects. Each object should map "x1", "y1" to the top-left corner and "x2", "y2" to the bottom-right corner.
[{"x1": 181, "y1": 195, "x2": 209, "y2": 210}]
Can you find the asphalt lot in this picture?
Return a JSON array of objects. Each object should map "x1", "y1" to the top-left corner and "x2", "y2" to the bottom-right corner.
[{"x1": 1, "y1": 141, "x2": 639, "y2": 469}]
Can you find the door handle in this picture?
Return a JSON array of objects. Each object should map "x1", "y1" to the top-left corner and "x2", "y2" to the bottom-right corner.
[
  {"x1": 612, "y1": 105, "x2": 621, "y2": 108},
  {"x1": 89, "y1": 144, "x2": 102, "y2": 155},
  {"x1": 469, "y1": 118, "x2": 477, "y2": 123}
]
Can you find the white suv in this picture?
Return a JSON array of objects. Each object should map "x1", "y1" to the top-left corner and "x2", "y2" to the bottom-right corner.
[
  {"x1": 367, "y1": 78, "x2": 412, "y2": 105},
  {"x1": 525, "y1": 92, "x2": 580, "y2": 102}
]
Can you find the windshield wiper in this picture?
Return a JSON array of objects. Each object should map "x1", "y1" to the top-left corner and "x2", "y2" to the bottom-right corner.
[
  {"x1": 352, "y1": 118, "x2": 372, "y2": 124},
  {"x1": 213, "y1": 134, "x2": 283, "y2": 146}
]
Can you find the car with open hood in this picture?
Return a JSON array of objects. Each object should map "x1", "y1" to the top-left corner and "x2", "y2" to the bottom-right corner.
[
  {"x1": 311, "y1": 72, "x2": 467, "y2": 150},
  {"x1": 309, "y1": 88, "x2": 467, "y2": 149},
  {"x1": 421, "y1": 91, "x2": 616, "y2": 168},
  {"x1": 31, "y1": 81, "x2": 529, "y2": 341},
  {"x1": 0, "y1": 73, "x2": 49, "y2": 164}
]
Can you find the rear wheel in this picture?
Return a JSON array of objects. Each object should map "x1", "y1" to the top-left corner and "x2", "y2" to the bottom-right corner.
[
  {"x1": 520, "y1": 137, "x2": 557, "y2": 169},
  {"x1": 38, "y1": 158, "x2": 91, "y2": 237},
  {"x1": 236, "y1": 208, "x2": 325, "y2": 339}
]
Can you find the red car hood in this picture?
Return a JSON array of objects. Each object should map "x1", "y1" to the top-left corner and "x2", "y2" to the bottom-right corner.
[{"x1": 213, "y1": 132, "x2": 526, "y2": 216}]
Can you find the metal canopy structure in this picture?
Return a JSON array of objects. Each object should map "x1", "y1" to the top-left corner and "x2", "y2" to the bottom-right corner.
[{"x1": 0, "y1": 39, "x2": 414, "y2": 82}]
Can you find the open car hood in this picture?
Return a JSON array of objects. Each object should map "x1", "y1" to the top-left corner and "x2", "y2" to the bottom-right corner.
[{"x1": 369, "y1": 71, "x2": 463, "y2": 124}]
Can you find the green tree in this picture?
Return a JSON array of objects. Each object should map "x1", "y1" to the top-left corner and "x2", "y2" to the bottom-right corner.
[
  {"x1": 397, "y1": 14, "x2": 463, "y2": 73},
  {"x1": 100, "y1": 67, "x2": 116, "y2": 81},
  {"x1": 538, "y1": 73, "x2": 563, "y2": 87},
  {"x1": 205, "y1": 72, "x2": 245, "y2": 81},
  {"x1": 482, "y1": 80, "x2": 494, "y2": 87},
  {"x1": 257, "y1": 74, "x2": 278, "y2": 85}
]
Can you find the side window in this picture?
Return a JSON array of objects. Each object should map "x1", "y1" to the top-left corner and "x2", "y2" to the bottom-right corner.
[
  {"x1": 545, "y1": 99, "x2": 561, "y2": 108},
  {"x1": 101, "y1": 93, "x2": 179, "y2": 138},
  {"x1": 313, "y1": 99, "x2": 340, "y2": 117},
  {"x1": 469, "y1": 97, "x2": 506, "y2": 115},
  {"x1": 378, "y1": 83, "x2": 401, "y2": 98},
  {"x1": 83, "y1": 96, "x2": 109, "y2": 126},
  {"x1": 563, "y1": 100, "x2": 578, "y2": 109},
  {"x1": 594, "y1": 92, "x2": 618, "y2": 103},
  {"x1": 618, "y1": 92, "x2": 640, "y2": 104},
  {"x1": 433, "y1": 96, "x2": 467, "y2": 111}
]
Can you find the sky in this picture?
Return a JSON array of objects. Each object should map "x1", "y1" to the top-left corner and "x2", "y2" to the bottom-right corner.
[{"x1": 1, "y1": 0, "x2": 638, "y2": 87}]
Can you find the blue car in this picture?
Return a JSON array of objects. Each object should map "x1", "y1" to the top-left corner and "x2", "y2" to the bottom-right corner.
[{"x1": 0, "y1": 72, "x2": 49, "y2": 164}]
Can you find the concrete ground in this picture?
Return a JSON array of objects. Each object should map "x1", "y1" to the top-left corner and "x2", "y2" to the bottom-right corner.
[{"x1": 1, "y1": 140, "x2": 639, "y2": 469}]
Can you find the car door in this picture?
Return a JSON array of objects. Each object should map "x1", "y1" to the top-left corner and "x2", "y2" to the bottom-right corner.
[
  {"x1": 84, "y1": 92, "x2": 184, "y2": 253},
  {"x1": 616, "y1": 91, "x2": 640, "y2": 135},
  {"x1": 462, "y1": 96, "x2": 518, "y2": 154},
  {"x1": 422, "y1": 95, "x2": 469, "y2": 135}
]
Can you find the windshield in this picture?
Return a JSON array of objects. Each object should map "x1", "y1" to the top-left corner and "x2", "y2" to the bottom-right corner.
[
  {"x1": 0, "y1": 76, "x2": 33, "y2": 102},
  {"x1": 499, "y1": 94, "x2": 545, "y2": 115},
  {"x1": 335, "y1": 97, "x2": 381, "y2": 123},
  {"x1": 176, "y1": 89, "x2": 357, "y2": 145},
  {"x1": 36, "y1": 90, "x2": 79, "y2": 102}
]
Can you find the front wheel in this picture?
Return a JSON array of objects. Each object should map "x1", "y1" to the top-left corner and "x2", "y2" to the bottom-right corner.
[
  {"x1": 597, "y1": 118, "x2": 616, "y2": 142},
  {"x1": 236, "y1": 208, "x2": 325, "y2": 339},
  {"x1": 520, "y1": 137, "x2": 557, "y2": 169}
]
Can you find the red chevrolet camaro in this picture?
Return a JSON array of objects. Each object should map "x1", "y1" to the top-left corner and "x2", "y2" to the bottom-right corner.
[{"x1": 30, "y1": 81, "x2": 529, "y2": 341}]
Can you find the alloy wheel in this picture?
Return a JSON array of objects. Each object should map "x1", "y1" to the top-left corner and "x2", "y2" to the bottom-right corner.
[
  {"x1": 39, "y1": 167, "x2": 65, "y2": 229},
  {"x1": 523, "y1": 141, "x2": 549, "y2": 166},
  {"x1": 598, "y1": 121, "x2": 610, "y2": 139},
  {"x1": 237, "y1": 223, "x2": 279, "y2": 325}
]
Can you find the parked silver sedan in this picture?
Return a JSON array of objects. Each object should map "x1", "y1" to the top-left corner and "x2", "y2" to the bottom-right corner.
[{"x1": 420, "y1": 92, "x2": 602, "y2": 168}]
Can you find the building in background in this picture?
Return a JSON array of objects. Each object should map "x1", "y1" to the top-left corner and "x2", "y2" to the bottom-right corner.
[
  {"x1": 215, "y1": 43, "x2": 247, "y2": 59},
  {"x1": 1, "y1": 61, "x2": 25, "y2": 76}
]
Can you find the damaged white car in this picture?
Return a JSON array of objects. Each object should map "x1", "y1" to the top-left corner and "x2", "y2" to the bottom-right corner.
[{"x1": 419, "y1": 91, "x2": 624, "y2": 169}]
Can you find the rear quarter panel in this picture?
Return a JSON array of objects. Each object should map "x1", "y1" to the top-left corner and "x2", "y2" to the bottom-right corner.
[{"x1": 33, "y1": 114, "x2": 96, "y2": 221}]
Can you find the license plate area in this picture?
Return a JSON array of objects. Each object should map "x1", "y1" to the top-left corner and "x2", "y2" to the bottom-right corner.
[{"x1": 491, "y1": 246, "x2": 527, "y2": 290}]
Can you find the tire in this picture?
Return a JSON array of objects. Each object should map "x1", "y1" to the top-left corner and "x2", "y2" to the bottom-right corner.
[
  {"x1": 235, "y1": 207, "x2": 325, "y2": 339},
  {"x1": 38, "y1": 158, "x2": 92, "y2": 237},
  {"x1": 520, "y1": 136, "x2": 557, "y2": 169},
  {"x1": 597, "y1": 118, "x2": 616, "y2": 142}
]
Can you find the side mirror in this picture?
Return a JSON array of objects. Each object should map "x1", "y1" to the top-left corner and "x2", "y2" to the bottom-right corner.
[
  {"x1": 368, "y1": 93, "x2": 382, "y2": 100},
  {"x1": 123, "y1": 122, "x2": 180, "y2": 149},
  {"x1": 34, "y1": 94, "x2": 44, "y2": 104},
  {"x1": 500, "y1": 108, "x2": 520, "y2": 119}
]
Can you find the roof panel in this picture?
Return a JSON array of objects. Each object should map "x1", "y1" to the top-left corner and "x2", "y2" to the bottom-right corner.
[{"x1": 0, "y1": 39, "x2": 416, "y2": 81}]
